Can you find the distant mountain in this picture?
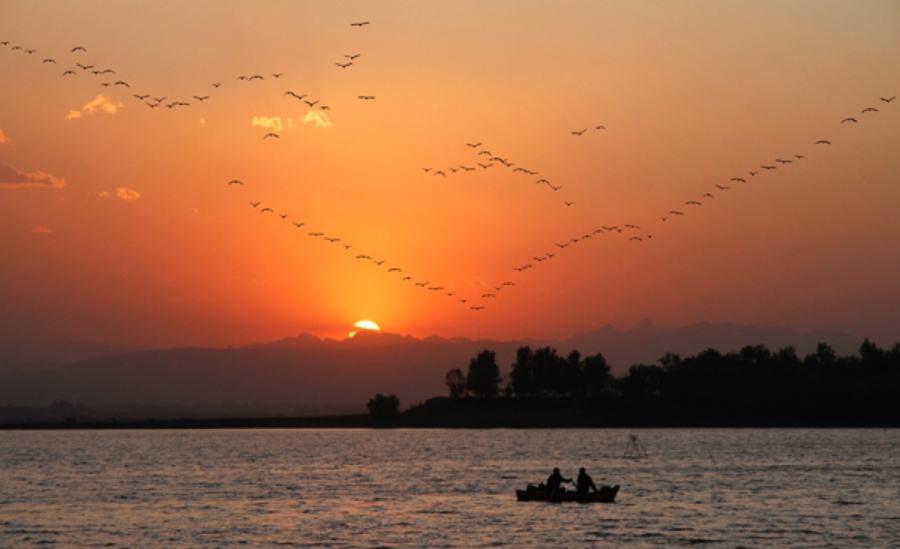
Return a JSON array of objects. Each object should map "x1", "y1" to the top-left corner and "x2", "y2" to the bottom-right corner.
[
  {"x1": 0, "y1": 341, "x2": 149, "y2": 373},
  {"x1": 0, "y1": 321, "x2": 865, "y2": 418}
]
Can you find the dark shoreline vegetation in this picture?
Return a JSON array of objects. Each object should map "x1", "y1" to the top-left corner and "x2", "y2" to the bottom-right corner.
[{"x1": 3, "y1": 338, "x2": 899, "y2": 429}]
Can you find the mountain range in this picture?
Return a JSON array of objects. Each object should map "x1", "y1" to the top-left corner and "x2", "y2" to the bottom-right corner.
[{"x1": 0, "y1": 320, "x2": 864, "y2": 418}]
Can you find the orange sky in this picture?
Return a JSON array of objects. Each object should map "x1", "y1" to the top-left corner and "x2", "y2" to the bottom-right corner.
[{"x1": 1, "y1": 0, "x2": 899, "y2": 346}]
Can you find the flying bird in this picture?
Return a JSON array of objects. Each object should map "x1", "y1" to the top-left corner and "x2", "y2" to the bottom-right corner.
[
  {"x1": 481, "y1": 293, "x2": 496, "y2": 298},
  {"x1": 861, "y1": 107, "x2": 879, "y2": 113},
  {"x1": 350, "y1": 21, "x2": 371, "y2": 27},
  {"x1": 304, "y1": 99, "x2": 319, "y2": 107},
  {"x1": 212, "y1": 82, "x2": 222, "y2": 88},
  {"x1": 402, "y1": 276, "x2": 412, "y2": 281},
  {"x1": 629, "y1": 236, "x2": 643, "y2": 241},
  {"x1": 749, "y1": 170, "x2": 758, "y2": 176},
  {"x1": 730, "y1": 177, "x2": 746, "y2": 183},
  {"x1": 415, "y1": 281, "x2": 429, "y2": 287},
  {"x1": 272, "y1": 73, "x2": 282, "y2": 78},
  {"x1": 260, "y1": 208, "x2": 274, "y2": 213},
  {"x1": 434, "y1": 170, "x2": 446, "y2": 177},
  {"x1": 42, "y1": 58, "x2": 55, "y2": 64},
  {"x1": 715, "y1": 184, "x2": 730, "y2": 190},
  {"x1": 308, "y1": 232, "x2": 324, "y2": 237},
  {"x1": 669, "y1": 210, "x2": 685, "y2": 216},
  {"x1": 71, "y1": 46, "x2": 87, "y2": 53},
  {"x1": 841, "y1": 118, "x2": 857, "y2": 123},
  {"x1": 134, "y1": 94, "x2": 150, "y2": 100},
  {"x1": 75, "y1": 63, "x2": 93, "y2": 70},
  {"x1": 880, "y1": 96, "x2": 895, "y2": 103},
  {"x1": 192, "y1": 95, "x2": 210, "y2": 101},
  {"x1": 62, "y1": 70, "x2": 76, "y2": 76},
  {"x1": 336, "y1": 61, "x2": 353, "y2": 69},
  {"x1": 374, "y1": 260, "x2": 385, "y2": 266},
  {"x1": 293, "y1": 222, "x2": 305, "y2": 228},
  {"x1": 113, "y1": 81, "x2": 130, "y2": 88},
  {"x1": 358, "y1": 95, "x2": 376, "y2": 100},
  {"x1": 761, "y1": 165, "x2": 776, "y2": 170},
  {"x1": 794, "y1": 154, "x2": 805, "y2": 159},
  {"x1": 324, "y1": 237, "x2": 340, "y2": 242},
  {"x1": 685, "y1": 200, "x2": 702, "y2": 206},
  {"x1": 470, "y1": 306, "x2": 485, "y2": 311},
  {"x1": 703, "y1": 193, "x2": 714, "y2": 199},
  {"x1": 594, "y1": 125, "x2": 607, "y2": 130},
  {"x1": 564, "y1": 201, "x2": 574, "y2": 207},
  {"x1": 345, "y1": 53, "x2": 361, "y2": 60},
  {"x1": 263, "y1": 133, "x2": 280, "y2": 139},
  {"x1": 387, "y1": 267, "x2": 402, "y2": 273},
  {"x1": 571, "y1": 128, "x2": 588, "y2": 136},
  {"x1": 815, "y1": 140, "x2": 832, "y2": 145},
  {"x1": 466, "y1": 142, "x2": 482, "y2": 148},
  {"x1": 279, "y1": 214, "x2": 289, "y2": 219},
  {"x1": 227, "y1": 179, "x2": 243, "y2": 185},
  {"x1": 249, "y1": 201, "x2": 262, "y2": 207},
  {"x1": 285, "y1": 91, "x2": 306, "y2": 99},
  {"x1": 775, "y1": 158, "x2": 792, "y2": 164},
  {"x1": 356, "y1": 255, "x2": 372, "y2": 260}
]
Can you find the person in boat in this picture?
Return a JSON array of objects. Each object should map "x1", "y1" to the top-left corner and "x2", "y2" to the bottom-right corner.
[
  {"x1": 545, "y1": 467, "x2": 572, "y2": 494},
  {"x1": 576, "y1": 467, "x2": 598, "y2": 494}
]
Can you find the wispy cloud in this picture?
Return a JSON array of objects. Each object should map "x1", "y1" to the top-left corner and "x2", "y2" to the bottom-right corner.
[
  {"x1": 0, "y1": 128, "x2": 8, "y2": 145},
  {"x1": 115, "y1": 187, "x2": 140, "y2": 201},
  {"x1": 303, "y1": 110, "x2": 332, "y2": 128},
  {"x1": 0, "y1": 164, "x2": 66, "y2": 190},
  {"x1": 66, "y1": 94, "x2": 124, "y2": 120},
  {"x1": 31, "y1": 225, "x2": 53, "y2": 235},
  {"x1": 251, "y1": 116, "x2": 285, "y2": 133}
]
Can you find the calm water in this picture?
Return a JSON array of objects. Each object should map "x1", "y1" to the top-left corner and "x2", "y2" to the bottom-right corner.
[{"x1": 0, "y1": 429, "x2": 898, "y2": 548}]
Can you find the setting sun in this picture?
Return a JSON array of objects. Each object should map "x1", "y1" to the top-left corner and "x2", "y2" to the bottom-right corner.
[{"x1": 348, "y1": 319, "x2": 381, "y2": 338}]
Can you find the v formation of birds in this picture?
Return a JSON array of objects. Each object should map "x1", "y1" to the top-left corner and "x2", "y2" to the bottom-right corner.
[{"x1": 2, "y1": 27, "x2": 895, "y2": 313}]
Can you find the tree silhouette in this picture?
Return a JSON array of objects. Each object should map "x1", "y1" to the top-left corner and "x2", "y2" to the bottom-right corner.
[
  {"x1": 510, "y1": 346, "x2": 535, "y2": 396},
  {"x1": 445, "y1": 368, "x2": 466, "y2": 398},
  {"x1": 466, "y1": 349, "x2": 501, "y2": 397},
  {"x1": 367, "y1": 393, "x2": 400, "y2": 421},
  {"x1": 582, "y1": 352, "x2": 612, "y2": 395}
]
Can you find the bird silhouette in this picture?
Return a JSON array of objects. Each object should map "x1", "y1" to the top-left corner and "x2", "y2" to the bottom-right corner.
[
  {"x1": 402, "y1": 276, "x2": 412, "y2": 281},
  {"x1": 715, "y1": 184, "x2": 730, "y2": 190},
  {"x1": 308, "y1": 232, "x2": 324, "y2": 237},
  {"x1": 304, "y1": 99, "x2": 319, "y2": 107},
  {"x1": 794, "y1": 154, "x2": 805, "y2": 159},
  {"x1": 336, "y1": 61, "x2": 353, "y2": 69},
  {"x1": 880, "y1": 96, "x2": 896, "y2": 103},
  {"x1": 685, "y1": 200, "x2": 702, "y2": 206},
  {"x1": 293, "y1": 222, "x2": 305, "y2": 228},
  {"x1": 260, "y1": 207, "x2": 274, "y2": 213},
  {"x1": 358, "y1": 95, "x2": 376, "y2": 100},
  {"x1": 62, "y1": 70, "x2": 76, "y2": 76},
  {"x1": 466, "y1": 142, "x2": 482, "y2": 148},
  {"x1": 775, "y1": 158, "x2": 792, "y2": 164},
  {"x1": 113, "y1": 81, "x2": 130, "y2": 88},
  {"x1": 42, "y1": 58, "x2": 55, "y2": 64},
  {"x1": 434, "y1": 171, "x2": 446, "y2": 177},
  {"x1": 356, "y1": 255, "x2": 372, "y2": 260},
  {"x1": 841, "y1": 118, "x2": 857, "y2": 123},
  {"x1": 571, "y1": 128, "x2": 588, "y2": 136},
  {"x1": 730, "y1": 177, "x2": 746, "y2": 183},
  {"x1": 815, "y1": 140, "x2": 832, "y2": 145},
  {"x1": 629, "y1": 236, "x2": 643, "y2": 241},
  {"x1": 563, "y1": 201, "x2": 574, "y2": 207},
  {"x1": 477, "y1": 150, "x2": 492, "y2": 156},
  {"x1": 272, "y1": 73, "x2": 282, "y2": 78},
  {"x1": 669, "y1": 210, "x2": 685, "y2": 216},
  {"x1": 227, "y1": 179, "x2": 243, "y2": 185},
  {"x1": 263, "y1": 133, "x2": 280, "y2": 139},
  {"x1": 193, "y1": 95, "x2": 210, "y2": 101},
  {"x1": 249, "y1": 201, "x2": 262, "y2": 208},
  {"x1": 351, "y1": 21, "x2": 371, "y2": 27},
  {"x1": 134, "y1": 94, "x2": 150, "y2": 100},
  {"x1": 415, "y1": 281, "x2": 429, "y2": 287},
  {"x1": 703, "y1": 192, "x2": 714, "y2": 199},
  {"x1": 761, "y1": 165, "x2": 776, "y2": 170},
  {"x1": 71, "y1": 46, "x2": 87, "y2": 53},
  {"x1": 76, "y1": 63, "x2": 93, "y2": 70},
  {"x1": 387, "y1": 267, "x2": 402, "y2": 273},
  {"x1": 861, "y1": 107, "x2": 879, "y2": 113},
  {"x1": 324, "y1": 237, "x2": 340, "y2": 242},
  {"x1": 470, "y1": 306, "x2": 485, "y2": 311},
  {"x1": 285, "y1": 91, "x2": 306, "y2": 99},
  {"x1": 749, "y1": 170, "x2": 758, "y2": 176},
  {"x1": 481, "y1": 293, "x2": 496, "y2": 298},
  {"x1": 345, "y1": 53, "x2": 361, "y2": 60},
  {"x1": 212, "y1": 82, "x2": 222, "y2": 88},
  {"x1": 594, "y1": 125, "x2": 607, "y2": 130},
  {"x1": 374, "y1": 260, "x2": 385, "y2": 266}
]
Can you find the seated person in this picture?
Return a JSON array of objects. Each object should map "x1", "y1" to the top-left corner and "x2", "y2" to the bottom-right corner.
[
  {"x1": 546, "y1": 467, "x2": 572, "y2": 493},
  {"x1": 576, "y1": 467, "x2": 598, "y2": 494}
]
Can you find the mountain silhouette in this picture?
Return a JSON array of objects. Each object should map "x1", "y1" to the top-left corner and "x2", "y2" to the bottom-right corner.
[{"x1": 0, "y1": 321, "x2": 860, "y2": 417}]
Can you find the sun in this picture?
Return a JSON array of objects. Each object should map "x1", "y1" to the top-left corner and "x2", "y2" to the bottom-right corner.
[{"x1": 348, "y1": 319, "x2": 381, "y2": 338}]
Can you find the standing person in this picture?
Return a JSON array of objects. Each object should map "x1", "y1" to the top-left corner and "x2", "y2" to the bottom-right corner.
[{"x1": 576, "y1": 467, "x2": 598, "y2": 494}]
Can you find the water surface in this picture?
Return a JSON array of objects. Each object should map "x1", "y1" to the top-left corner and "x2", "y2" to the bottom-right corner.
[{"x1": 1, "y1": 429, "x2": 898, "y2": 547}]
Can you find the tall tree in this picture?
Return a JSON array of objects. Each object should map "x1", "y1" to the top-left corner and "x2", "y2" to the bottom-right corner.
[
  {"x1": 466, "y1": 349, "x2": 501, "y2": 397},
  {"x1": 445, "y1": 368, "x2": 466, "y2": 398}
]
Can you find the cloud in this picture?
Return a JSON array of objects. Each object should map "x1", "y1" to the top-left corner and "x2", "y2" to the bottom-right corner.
[
  {"x1": 31, "y1": 225, "x2": 53, "y2": 235},
  {"x1": 0, "y1": 128, "x2": 8, "y2": 144},
  {"x1": 0, "y1": 164, "x2": 66, "y2": 190},
  {"x1": 66, "y1": 94, "x2": 123, "y2": 120},
  {"x1": 303, "y1": 110, "x2": 332, "y2": 128},
  {"x1": 115, "y1": 187, "x2": 140, "y2": 201},
  {"x1": 98, "y1": 190, "x2": 111, "y2": 198},
  {"x1": 251, "y1": 116, "x2": 284, "y2": 133}
]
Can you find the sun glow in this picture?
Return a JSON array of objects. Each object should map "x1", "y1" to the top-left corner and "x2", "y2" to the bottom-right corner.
[{"x1": 348, "y1": 319, "x2": 381, "y2": 338}]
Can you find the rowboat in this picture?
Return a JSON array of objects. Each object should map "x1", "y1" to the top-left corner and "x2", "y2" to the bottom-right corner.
[{"x1": 515, "y1": 484, "x2": 619, "y2": 503}]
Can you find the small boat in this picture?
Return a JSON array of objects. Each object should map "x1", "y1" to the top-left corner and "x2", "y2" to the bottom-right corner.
[{"x1": 516, "y1": 484, "x2": 619, "y2": 503}]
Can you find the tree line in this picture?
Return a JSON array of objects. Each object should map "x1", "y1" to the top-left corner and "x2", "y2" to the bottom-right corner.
[{"x1": 430, "y1": 339, "x2": 900, "y2": 424}]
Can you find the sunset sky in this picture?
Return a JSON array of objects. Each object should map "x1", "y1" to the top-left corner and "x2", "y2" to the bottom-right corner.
[{"x1": 1, "y1": 0, "x2": 899, "y2": 347}]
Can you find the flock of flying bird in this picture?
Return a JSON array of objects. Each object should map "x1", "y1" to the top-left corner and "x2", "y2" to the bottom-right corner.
[
  {"x1": 2, "y1": 21, "x2": 375, "y2": 137},
  {"x1": 3, "y1": 33, "x2": 895, "y2": 313}
]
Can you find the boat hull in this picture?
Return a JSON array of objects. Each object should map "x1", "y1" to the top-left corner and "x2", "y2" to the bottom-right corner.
[{"x1": 516, "y1": 485, "x2": 619, "y2": 503}]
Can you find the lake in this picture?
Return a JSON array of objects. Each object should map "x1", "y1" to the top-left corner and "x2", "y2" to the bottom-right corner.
[{"x1": 1, "y1": 429, "x2": 898, "y2": 547}]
